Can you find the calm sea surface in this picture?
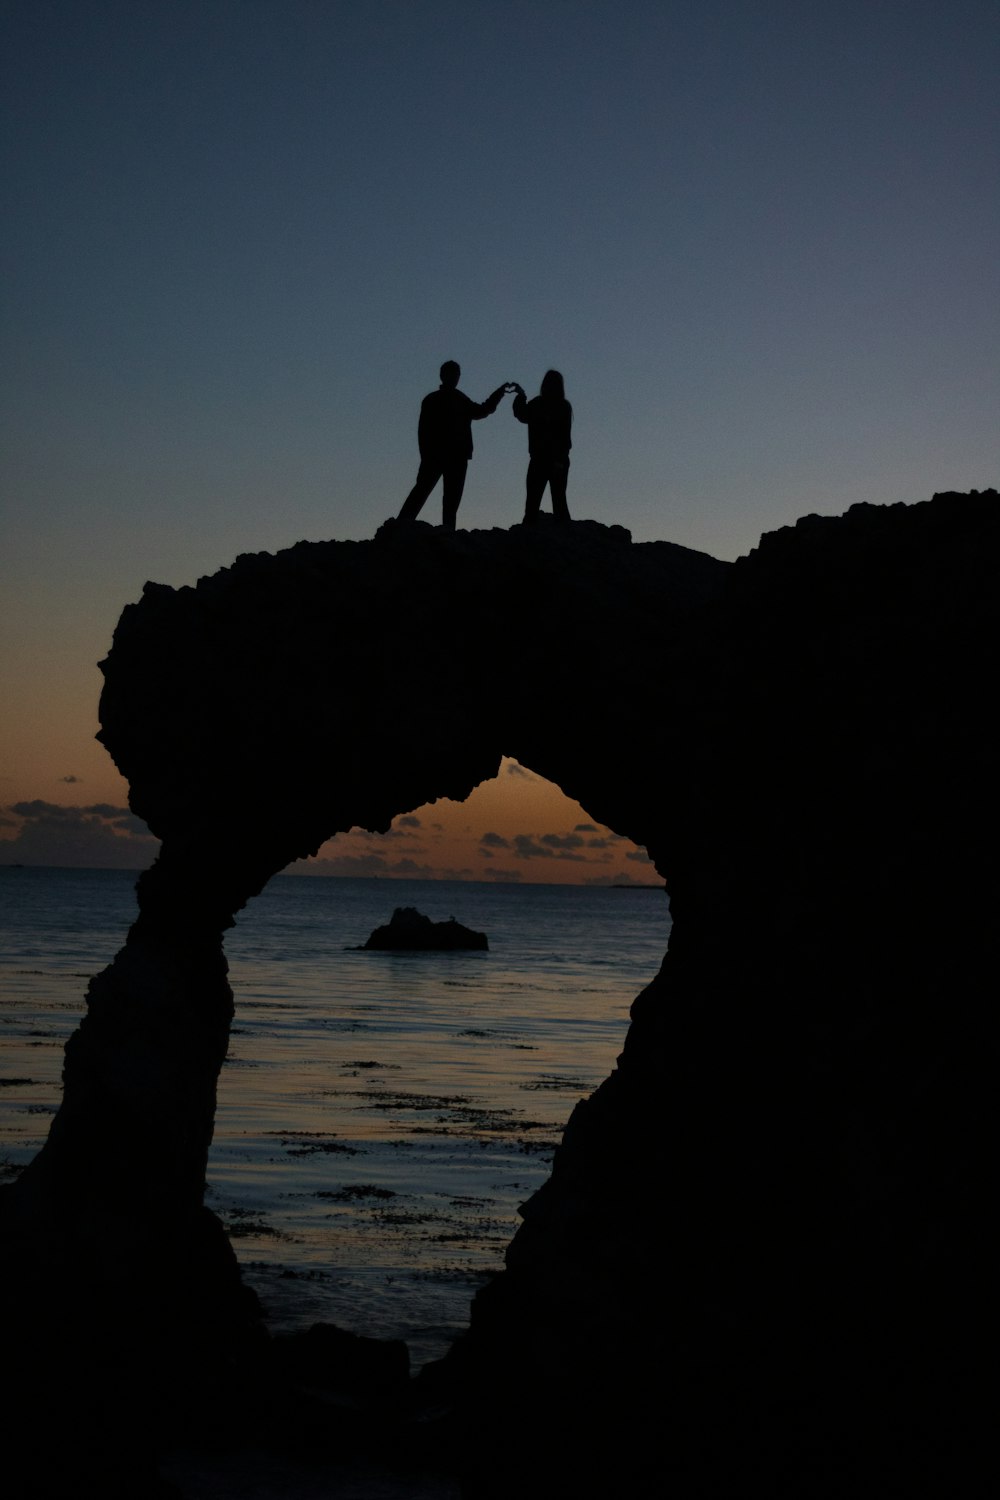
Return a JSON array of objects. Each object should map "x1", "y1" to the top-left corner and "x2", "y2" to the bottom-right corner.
[{"x1": 0, "y1": 866, "x2": 669, "y2": 1367}]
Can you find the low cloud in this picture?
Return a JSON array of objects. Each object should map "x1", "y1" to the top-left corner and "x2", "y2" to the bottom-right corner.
[
  {"x1": 290, "y1": 822, "x2": 448, "y2": 878},
  {"x1": 480, "y1": 831, "x2": 509, "y2": 849},
  {"x1": 513, "y1": 833, "x2": 586, "y2": 863},
  {"x1": 289, "y1": 850, "x2": 441, "y2": 879},
  {"x1": 305, "y1": 851, "x2": 393, "y2": 877},
  {"x1": 391, "y1": 856, "x2": 440, "y2": 876},
  {"x1": 353, "y1": 826, "x2": 417, "y2": 844},
  {"x1": 2, "y1": 801, "x2": 158, "y2": 869},
  {"x1": 60, "y1": 775, "x2": 82, "y2": 785},
  {"x1": 505, "y1": 762, "x2": 535, "y2": 780},
  {"x1": 114, "y1": 812, "x2": 154, "y2": 837},
  {"x1": 396, "y1": 815, "x2": 421, "y2": 829},
  {"x1": 540, "y1": 832, "x2": 585, "y2": 850}
]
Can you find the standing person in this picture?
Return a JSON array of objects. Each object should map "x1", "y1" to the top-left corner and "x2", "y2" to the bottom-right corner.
[
  {"x1": 398, "y1": 361, "x2": 509, "y2": 530},
  {"x1": 510, "y1": 370, "x2": 573, "y2": 522}
]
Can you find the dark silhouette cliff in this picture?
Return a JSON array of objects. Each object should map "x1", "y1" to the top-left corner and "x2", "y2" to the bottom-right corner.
[{"x1": 2, "y1": 494, "x2": 996, "y2": 1495}]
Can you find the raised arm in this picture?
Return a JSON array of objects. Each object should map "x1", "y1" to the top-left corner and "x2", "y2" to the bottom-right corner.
[
  {"x1": 469, "y1": 385, "x2": 509, "y2": 419},
  {"x1": 511, "y1": 384, "x2": 528, "y2": 423}
]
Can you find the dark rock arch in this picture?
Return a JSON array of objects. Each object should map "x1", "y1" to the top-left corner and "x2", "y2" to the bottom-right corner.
[
  {"x1": 2, "y1": 496, "x2": 994, "y2": 1494},
  {"x1": 7, "y1": 520, "x2": 725, "y2": 1243}
]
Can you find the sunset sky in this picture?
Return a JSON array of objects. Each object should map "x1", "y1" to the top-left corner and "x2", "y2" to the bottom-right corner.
[{"x1": 2, "y1": 1, "x2": 997, "y2": 876}]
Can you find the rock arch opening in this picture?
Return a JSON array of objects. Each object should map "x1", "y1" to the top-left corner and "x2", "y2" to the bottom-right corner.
[
  {"x1": 289, "y1": 755, "x2": 658, "y2": 886},
  {"x1": 208, "y1": 757, "x2": 668, "y2": 1356}
]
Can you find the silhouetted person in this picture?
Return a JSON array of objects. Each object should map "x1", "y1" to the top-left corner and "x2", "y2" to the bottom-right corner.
[
  {"x1": 511, "y1": 370, "x2": 573, "y2": 522},
  {"x1": 398, "y1": 361, "x2": 508, "y2": 529}
]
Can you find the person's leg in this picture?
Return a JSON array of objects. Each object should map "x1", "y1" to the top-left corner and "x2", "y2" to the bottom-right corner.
[
  {"x1": 399, "y1": 460, "x2": 442, "y2": 520},
  {"x1": 440, "y1": 460, "x2": 469, "y2": 529},
  {"x1": 550, "y1": 460, "x2": 571, "y2": 521},
  {"x1": 523, "y1": 458, "x2": 547, "y2": 522}
]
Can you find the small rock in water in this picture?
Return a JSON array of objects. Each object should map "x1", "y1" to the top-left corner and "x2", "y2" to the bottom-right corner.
[{"x1": 356, "y1": 906, "x2": 488, "y2": 952}]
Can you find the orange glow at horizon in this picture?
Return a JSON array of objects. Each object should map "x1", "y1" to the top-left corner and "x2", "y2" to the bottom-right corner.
[{"x1": 294, "y1": 758, "x2": 657, "y2": 886}]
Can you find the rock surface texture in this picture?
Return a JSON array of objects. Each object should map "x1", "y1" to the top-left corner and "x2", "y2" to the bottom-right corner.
[{"x1": 2, "y1": 494, "x2": 995, "y2": 1495}]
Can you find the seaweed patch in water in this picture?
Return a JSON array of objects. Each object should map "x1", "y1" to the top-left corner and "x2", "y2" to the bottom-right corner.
[
  {"x1": 224, "y1": 1208, "x2": 285, "y2": 1239},
  {"x1": 455, "y1": 1028, "x2": 539, "y2": 1051},
  {"x1": 268, "y1": 1130, "x2": 362, "y2": 1156},
  {"x1": 352, "y1": 1089, "x2": 474, "y2": 1111},
  {"x1": 428, "y1": 1222, "x2": 510, "y2": 1245},
  {"x1": 312, "y1": 1184, "x2": 397, "y2": 1202},
  {"x1": 411, "y1": 1265, "x2": 494, "y2": 1285},
  {"x1": 521, "y1": 1074, "x2": 590, "y2": 1092},
  {"x1": 283, "y1": 1137, "x2": 361, "y2": 1157},
  {"x1": 373, "y1": 1208, "x2": 448, "y2": 1227}
]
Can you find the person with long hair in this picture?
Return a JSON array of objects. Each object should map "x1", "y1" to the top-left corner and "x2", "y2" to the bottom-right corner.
[{"x1": 510, "y1": 370, "x2": 572, "y2": 522}]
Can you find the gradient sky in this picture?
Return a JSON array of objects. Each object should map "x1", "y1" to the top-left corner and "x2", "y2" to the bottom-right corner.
[{"x1": 2, "y1": 1, "x2": 997, "y2": 874}]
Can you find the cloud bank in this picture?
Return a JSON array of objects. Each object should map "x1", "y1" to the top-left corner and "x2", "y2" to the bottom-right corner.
[{"x1": 1, "y1": 801, "x2": 159, "y2": 868}]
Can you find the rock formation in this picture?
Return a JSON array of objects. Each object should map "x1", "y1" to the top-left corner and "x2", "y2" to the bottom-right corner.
[
  {"x1": 2, "y1": 494, "x2": 995, "y2": 1495},
  {"x1": 357, "y1": 906, "x2": 489, "y2": 951}
]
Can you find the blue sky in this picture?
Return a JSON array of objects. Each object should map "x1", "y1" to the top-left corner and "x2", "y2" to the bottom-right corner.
[{"x1": 2, "y1": 0, "x2": 997, "y2": 864}]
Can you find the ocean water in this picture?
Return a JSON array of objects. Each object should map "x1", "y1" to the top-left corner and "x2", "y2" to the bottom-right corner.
[{"x1": 0, "y1": 867, "x2": 669, "y2": 1367}]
